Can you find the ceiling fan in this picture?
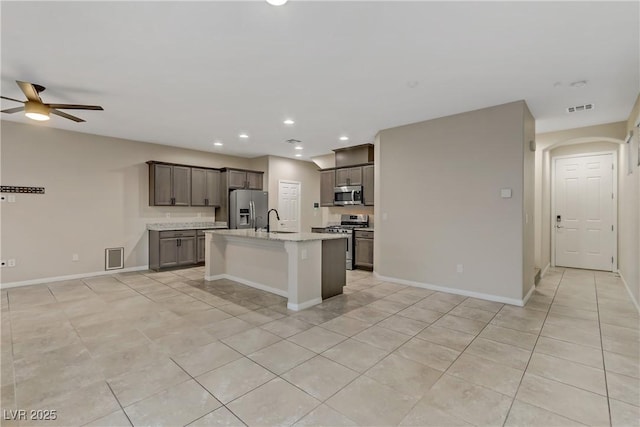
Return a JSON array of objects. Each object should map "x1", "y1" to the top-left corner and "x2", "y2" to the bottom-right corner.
[{"x1": 1, "y1": 80, "x2": 103, "y2": 123}]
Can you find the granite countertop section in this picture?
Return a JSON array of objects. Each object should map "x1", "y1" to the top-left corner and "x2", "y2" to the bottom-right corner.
[
  {"x1": 147, "y1": 222, "x2": 228, "y2": 231},
  {"x1": 205, "y1": 229, "x2": 348, "y2": 242}
]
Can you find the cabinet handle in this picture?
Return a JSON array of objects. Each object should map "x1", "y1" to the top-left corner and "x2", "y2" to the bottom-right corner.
[
  {"x1": 205, "y1": 198, "x2": 209, "y2": 206},
  {"x1": 177, "y1": 238, "x2": 181, "y2": 247},
  {"x1": 171, "y1": 197, "x2": 175, "y2": 205}
]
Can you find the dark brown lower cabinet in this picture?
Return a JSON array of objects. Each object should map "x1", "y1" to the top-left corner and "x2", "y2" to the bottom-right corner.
[
  {"x1": 354, "y1": 230, "x2": 374, "y2": 270},
  {"x1": 149, "y1": 230, "x2": 197, "y2": 271}
]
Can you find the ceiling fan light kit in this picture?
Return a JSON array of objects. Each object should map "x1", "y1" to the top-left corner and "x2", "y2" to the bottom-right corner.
[
  {"x1": 24, "y1": 101, "x2": 50, "y2": 121},
  {"x1": 1, "y1": 80, "x2": 103, "y2": 123}
]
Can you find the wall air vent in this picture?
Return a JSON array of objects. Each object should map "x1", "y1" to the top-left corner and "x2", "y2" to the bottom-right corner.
[
  {"x1": 566, "y1": 104, "x2": 594, "y2": 113},
  {"x1": 105, "y1": 247, "x2": 124, "y2": 270}
]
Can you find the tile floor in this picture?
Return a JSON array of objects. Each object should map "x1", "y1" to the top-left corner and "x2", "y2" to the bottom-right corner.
[{"x1": 1, "y1": 266, "x2": 638, "y2": 426}]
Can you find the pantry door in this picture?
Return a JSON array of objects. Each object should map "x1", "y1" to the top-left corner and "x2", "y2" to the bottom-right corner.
[{"x1": 278, "y1": 180, "x2": 301, "y2": 232}]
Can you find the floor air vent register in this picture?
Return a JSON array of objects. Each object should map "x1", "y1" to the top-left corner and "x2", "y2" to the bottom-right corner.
[{"x1": 105, "y1": 247, "x2": 124, "y2": 270}]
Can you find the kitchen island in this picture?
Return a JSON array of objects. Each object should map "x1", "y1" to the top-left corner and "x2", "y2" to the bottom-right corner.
[{"x1": 204, "y1": 229, "x2": 347, "y2": 310}]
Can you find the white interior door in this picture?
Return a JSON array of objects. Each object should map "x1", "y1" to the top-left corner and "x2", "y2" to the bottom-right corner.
[
  {"x1": 278, "y1": 180, "x2": 301, "y2": 232},
  {"x1": 553, "y1": 153, "x2": 616, "y2": 271}
]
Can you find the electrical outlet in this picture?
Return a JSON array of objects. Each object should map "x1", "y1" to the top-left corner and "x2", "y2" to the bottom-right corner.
[
  {"x1": 456, "y1": 264, "x2": 463, "y2": 273},
  {"x1": 165, "y1": 213, "x2": 170, "y2": 218},
  {"x1": 72, "y1": 254, "x2": 79, "y2": 262},
  {"x1": 7, "y1": 259, "x2": 16, "y2": 267},
  {"x1": 382, "y1": 212, "x2": 388, "y2": 221},
  {"x1": 8, "y1": 195, "x2": 16, "y2": 203},
  {"x1": 197, "y1": 212, "x2": 202, "y2": 217}
]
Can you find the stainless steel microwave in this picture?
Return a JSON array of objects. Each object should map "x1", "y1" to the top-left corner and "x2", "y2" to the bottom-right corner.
[{"x1": 334, "y1": 186, "x2": 363, "y2": 205}]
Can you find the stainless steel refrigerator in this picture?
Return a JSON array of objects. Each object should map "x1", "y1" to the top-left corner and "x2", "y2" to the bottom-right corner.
[{"x1": 229, "y1": 190, "x2": 269, "y2": 230}]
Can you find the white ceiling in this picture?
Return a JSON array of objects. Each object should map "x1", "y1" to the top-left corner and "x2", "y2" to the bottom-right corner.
[{"x1": 1, "y1": 1, "x2": 638, "y2": 160}]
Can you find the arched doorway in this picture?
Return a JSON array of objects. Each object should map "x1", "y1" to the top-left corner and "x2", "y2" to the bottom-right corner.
[{"x1": 538, "y1": 137, "x2": 626, "y2": 273}]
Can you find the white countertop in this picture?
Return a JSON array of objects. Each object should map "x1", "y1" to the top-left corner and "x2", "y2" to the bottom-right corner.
[
  {"x1": 147, "y1": 222, "x2": 228, "y2": 231},
  {"x1": 206, "y1": 229, "x2": 348, "y2": 242}
]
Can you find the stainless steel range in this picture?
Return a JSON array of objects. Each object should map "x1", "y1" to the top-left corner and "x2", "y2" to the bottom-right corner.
[{"x1": 323, "y1": 214, "x2": 369, "y2": 270}]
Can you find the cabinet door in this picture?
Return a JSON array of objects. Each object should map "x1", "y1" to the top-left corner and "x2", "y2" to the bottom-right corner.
[
  {"x1": 197, "y1": 236, "x2": 206, "y2": 262},
  {"x1": 348, "y1": 167, "x2": 363, "y2": 186},
  {"x1": 335, "y1": 168, "x2": 350, "y2": 186},
  {"x1": 172, "y1": 166, "x2": 191, "y2": 206},
  {"x1": 206, "y1": 170, "x2": 221, "y2": 206},
  {"x1": 178, "y1": 237, "x2": 196, "y2": 265},
  {"x1": 354, "y1": 237, "x2": 374, "y2": 269},
  {"x1": 363, "y1": 165, "x2": 374, "y2": 206},
  {"x1": 228, "y1": 170, "x2": 247, "y2": 189},
  {"x1": 191, "y1": 168, "x2": 207, "y2": 206},
  {"x1": 246, "y1": 172, "x2": 263, "y2": 190},
  {"x1": 153, "y1": 164, "x2": 173, "y2": 206},
  {"x1": 320, "y1": 170, "x2": 335, "y2": 206},
  {"x1": 159, "y1": 238, "x2": 179, "y2": 267}
]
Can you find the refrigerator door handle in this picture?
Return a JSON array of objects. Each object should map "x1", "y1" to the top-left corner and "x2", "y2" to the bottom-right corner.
[{"x1": 250, "y1": 200, "x2": 255, "y2": 229}]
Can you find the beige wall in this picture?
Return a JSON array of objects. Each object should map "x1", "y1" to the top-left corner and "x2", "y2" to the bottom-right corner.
[
  {"x1": 0, "y1": 121, "x2": 258, "y2": 284},
  {"x1": 523, "y1": 104, "x2": 536, "y2": 298},
  {"x1": 375, "y1": 101, "x2": 531, "y2": 302},
  {"x1": 621, "y1": 95, "x2": 640, "y2": 304},
  {"x1": 266, "y1": 155, "x2": 323, "y2": 232}
]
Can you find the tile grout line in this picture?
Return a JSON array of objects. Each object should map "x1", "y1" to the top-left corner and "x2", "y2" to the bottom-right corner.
[
  {"x1": 594, "y1": 272, "x2": 614, "y2": 427},
  {"x1": 102, "y1": 381, "x2": 135, "y2": 427},
  {"x1": 167, "y1": 356, "x2": 249, "y2": 427},
  {"x1": 499, "y1": 268, "x2": 564, "y2": 427}
]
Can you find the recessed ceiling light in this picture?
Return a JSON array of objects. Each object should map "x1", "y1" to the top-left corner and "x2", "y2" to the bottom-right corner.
[
  {"x1": 283, "y1": 119, "x2": 295, "y2": 125},
  {"x1": 570, "y1": 80, "x2": 588, "y2": 88},
  {"x1": 239, "y1": 133, "x2": 249, "y2": 139},
  {"x1": 295, "y1": 154, "x2": 302, "y2": 157},
  {"x1": 213, "y1": 141, "x2": 223, "y2": 146},
  {"x1": 294, "y1": 146, "x2": 303, "y2": 150},
  {"x1": 266, "y1": 0, "x2": 288, "y2": 5},
  {"x1": 407, "y1": 80, "x2": 419, "y2": 88},
  {"x1": 339, "y1": 136, "x2": 349, "y2": 141}
]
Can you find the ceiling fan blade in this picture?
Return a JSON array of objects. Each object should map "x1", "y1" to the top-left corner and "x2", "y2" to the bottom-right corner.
[
  {"x1": 1, "y1": 95, "x2": 24, "y2": 103},
  {"x1": 1, "y1": 106, "x2": 25, "y2": 114},
  {"x1": 50, "y1": 109, "x2": 85, "y2": 123},
  {"x1": 16, "y1": 81, "x2": 42, "y2": 102},
  {"x1": 46, "y1": 104, "x2": 103, "y2": 110}
]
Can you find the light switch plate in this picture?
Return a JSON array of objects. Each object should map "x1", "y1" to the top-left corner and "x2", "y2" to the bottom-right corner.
[{"x1": 500, "y1": 188, "x2": 512, "y2": 198}]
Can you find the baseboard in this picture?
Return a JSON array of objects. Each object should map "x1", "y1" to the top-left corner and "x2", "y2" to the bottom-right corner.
[
  {"x1": 204, "y1": 274, "x2": 288, "y2": 298},
  {"x1": 541, "y1": 263, "x2": 550, "y2": 278},
  {"x1": 374, "y1": 272, "x2": 530, "y2": 306},
  {"x1": 522, "y1": 284, "x2": 535, "y2": 306},
  {"x1": 287, "y1": 297, "x2": 322, "y2": 311},
  {"x1": 618, "y1": 271, "x2": 640, "y2": 314},
  {"x1": 0, "y1": 265, "x2": 150, "y2": 290}
]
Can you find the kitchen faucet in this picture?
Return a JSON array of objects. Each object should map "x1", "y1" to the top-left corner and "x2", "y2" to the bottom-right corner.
[{"x1": 266, "y1": 209, "x2": 280, "y2": 232}]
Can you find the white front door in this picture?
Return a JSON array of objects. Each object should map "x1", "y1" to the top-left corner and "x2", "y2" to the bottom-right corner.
[
  {"x1": 278, "y1": 180, "x2": 301, "y2": 232},
  {"x1": 553, "y1": 153, "x2": 616, "y2": 271}
]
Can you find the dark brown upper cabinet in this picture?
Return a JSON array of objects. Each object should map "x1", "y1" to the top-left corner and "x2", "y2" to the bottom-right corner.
[
  {"x1": 223, "y1": 168, "x2": 264, "y2": 190},
  {"x1": 335, "y1": 167, "x2": 362, "y2": 186},
  {"x1": 148, "y1": 162, "x2": 191, "y2": 206},
  {"x1": 363, "y1": 165, "x2": 374, "y2": 206},
  {"x1": 191, "y1": 168, "x2": 221, "y2": 207},
  {"x1": 320, "y1": 170, "x2": 335, "y2": 206}
]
